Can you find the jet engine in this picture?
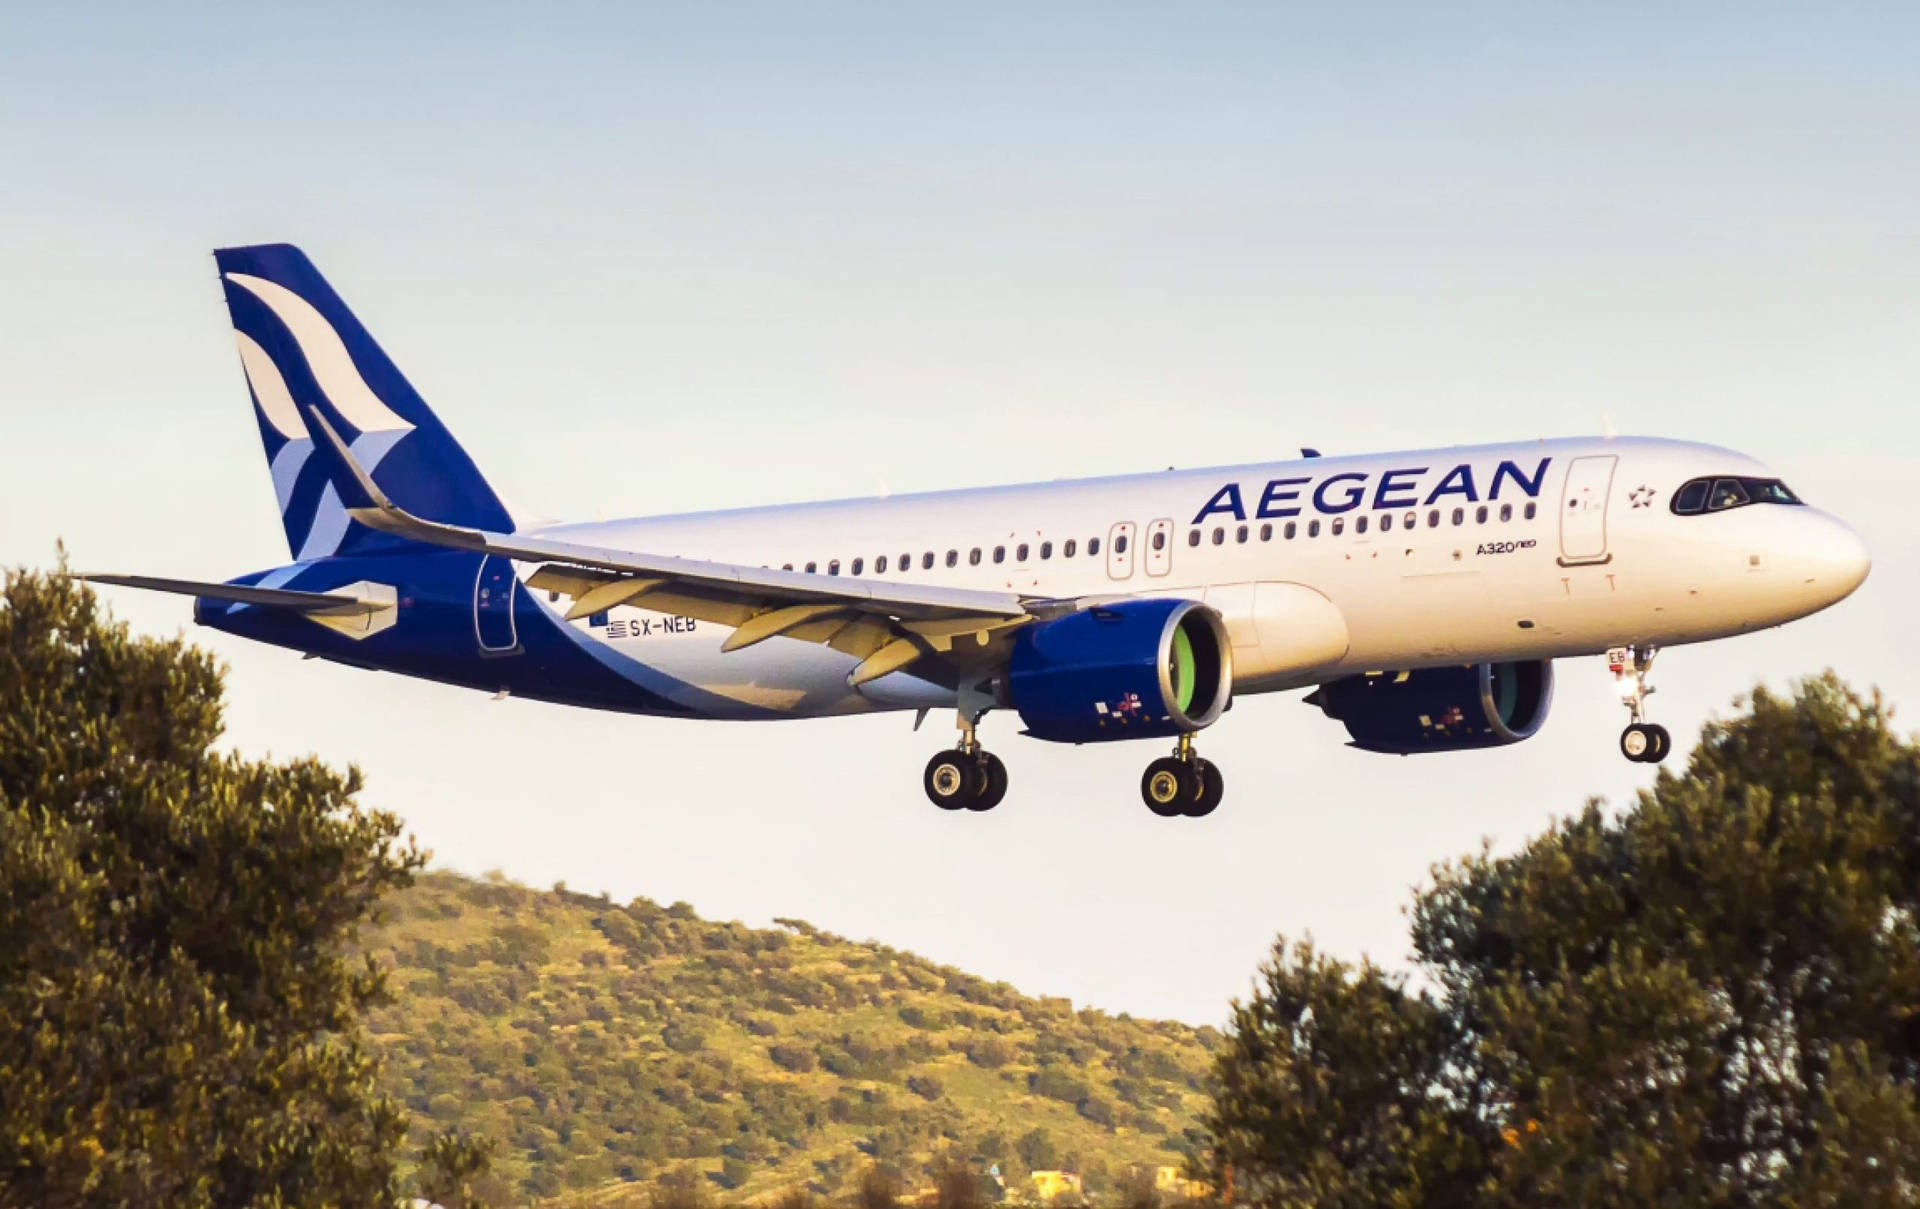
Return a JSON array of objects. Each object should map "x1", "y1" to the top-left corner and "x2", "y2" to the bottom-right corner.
[
  {"x1": 1008, "y1": 599, "x2": 1232, "y2": 743},
  {"x1": 1307, "y1": 660, "x2": 1554, "y2": 753}
]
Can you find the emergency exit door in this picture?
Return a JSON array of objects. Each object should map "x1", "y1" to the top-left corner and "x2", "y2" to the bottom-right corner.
[
  {"x1": 1144, "y1": 518, "x2": 1174, "y2": 577},
  {"x1": 1106, "y1": 521, "x2": 1136, "y2": 580},
  {"x1": 1558, "y1": 455, "x2": 1617, "y2": 565}
]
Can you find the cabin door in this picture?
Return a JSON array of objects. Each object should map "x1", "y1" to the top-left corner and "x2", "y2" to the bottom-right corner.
[
  {"x1": 1558, "y1": 455, "x2": 1617, "y2": 565},
  {"x1": 474, "y1": 555, "x2": 522, "y2": 654}
]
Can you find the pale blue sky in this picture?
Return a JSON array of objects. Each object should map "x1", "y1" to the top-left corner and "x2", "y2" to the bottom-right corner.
[{"x1": 2, "y1": 3, "x2": 1916, "y2": 1022}]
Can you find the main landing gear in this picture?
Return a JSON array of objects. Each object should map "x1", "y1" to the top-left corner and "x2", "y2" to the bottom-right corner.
[
  {"x1": 1140, "y1": 733, "x2": 1224, "y2": 818},
  {"x1": 923, "y1": 696, "x2": 1008, "y2": 812},
  {"x1": 1610, "y1": 645, "x2": 1671, "y2": 764}
]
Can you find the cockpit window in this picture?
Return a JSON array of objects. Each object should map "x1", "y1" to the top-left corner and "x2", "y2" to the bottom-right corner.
[
  {"x1": 1709, "y1": 479, "x2": 1750, "y2": 511},
  {"x1": 1673, "y1": 479, "x2": 1710, "y2": 514},
  {"x1": 1671, "y1": 475, "x2": 1802, "y2": 516}
]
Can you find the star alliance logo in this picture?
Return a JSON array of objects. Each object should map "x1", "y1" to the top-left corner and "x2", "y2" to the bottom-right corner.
[{"x1": 1629, "y1": 485, "x2": 1656, "y2": 509}]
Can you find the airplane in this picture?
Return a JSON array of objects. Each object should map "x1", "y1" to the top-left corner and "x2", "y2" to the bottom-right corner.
[{"x1": 85, "y1": 243, "x2": 1872, "y2": 818}]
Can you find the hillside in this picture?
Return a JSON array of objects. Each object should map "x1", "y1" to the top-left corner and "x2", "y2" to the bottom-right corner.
[{"x1": 365, "y1": 871, "x2": 1219, "y2": 1204}]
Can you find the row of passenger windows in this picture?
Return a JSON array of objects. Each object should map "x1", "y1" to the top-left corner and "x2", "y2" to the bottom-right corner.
[
  {"x1": 1185, "y1": 501, "x2": 1537, "y2": 546},
  {"x1": 779, "y1": 500, "x2": 1538, "y2": 577},
  {"x1": 784, "y1": 535, "x2": 1117, "y2": 577}
]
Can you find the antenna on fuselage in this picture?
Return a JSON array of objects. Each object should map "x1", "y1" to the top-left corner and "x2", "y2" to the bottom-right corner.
[{"x1": 1300, "y1": 447, "x2": 1322, "y2": 458}]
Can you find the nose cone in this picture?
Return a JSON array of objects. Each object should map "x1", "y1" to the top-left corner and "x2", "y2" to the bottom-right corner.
[
  {"x1": 1819, "y1": 515, "x2": 1872, "y2": 601},
  {"x1": 1820, "y1": 518, "x2": 1866, "y2": 602}
]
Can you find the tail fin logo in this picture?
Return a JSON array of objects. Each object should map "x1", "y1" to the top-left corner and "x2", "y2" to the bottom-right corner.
[{"x1": 225, "y1": 271, "x2": 416, "y2": 560}]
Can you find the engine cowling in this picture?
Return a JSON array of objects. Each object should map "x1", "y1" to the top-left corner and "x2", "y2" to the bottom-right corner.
[
  {"x1": 1008, "y1": 599, "x2": 1232, "y2": 743},
  {"x1": 1309, "y1": 660, "x2": 1554, "y2": 753}
]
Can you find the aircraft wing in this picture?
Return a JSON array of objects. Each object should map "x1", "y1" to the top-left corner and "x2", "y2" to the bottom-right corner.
[{"x1": 305, "y1": 409, "x2": 1040, "y2": 686}]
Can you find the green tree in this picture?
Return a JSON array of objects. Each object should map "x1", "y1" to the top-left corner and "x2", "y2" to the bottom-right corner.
[
  {"x1": 1206, "y1": 674, "x2": 1920, "y2": 1208},
  {"x1": 0, "y1": 568, "x2": 424, "y2": 1208}
]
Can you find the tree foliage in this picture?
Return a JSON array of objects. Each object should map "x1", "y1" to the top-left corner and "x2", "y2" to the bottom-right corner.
[
  {"x1": 0, "y1": 569, "x2": 424, "y2": 1208},
  {"x1": 1206, "y1": 674, "x2": 1920, "y2": 1207},
  {"x1": 365, "y1": 871, "x2": 1218, "y2": 1201}
]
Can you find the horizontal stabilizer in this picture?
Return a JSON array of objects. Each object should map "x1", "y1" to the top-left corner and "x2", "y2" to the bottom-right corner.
[{"x1": 77, "y1": 573, "x2": 388, "y2": 616}]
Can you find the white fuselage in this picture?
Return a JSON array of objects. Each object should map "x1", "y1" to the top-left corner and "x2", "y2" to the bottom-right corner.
[{"x1": 520, "y1": 436, "x2": 1869, "y2": 720}]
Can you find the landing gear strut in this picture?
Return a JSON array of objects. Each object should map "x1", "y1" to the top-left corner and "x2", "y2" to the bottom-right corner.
[
  {"x1": 923, "y1": 689, "x2": 1008, "y2": 812},
  {"x1": 1140, "y1": 733, "x2": 1224, "y2": 818},
  {"x1": 1609, "y1": 645, "x2": 1671, "y2": 764}
]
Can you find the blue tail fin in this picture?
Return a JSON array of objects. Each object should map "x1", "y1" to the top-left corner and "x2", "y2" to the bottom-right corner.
[{"x1": 214, "y1": 243, "x2": 515, "y2": 560}]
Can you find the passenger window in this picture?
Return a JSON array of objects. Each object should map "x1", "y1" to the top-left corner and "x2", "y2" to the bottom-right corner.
[
  {"x1": 1187, "y1": 529, "x2": 1201, "y2": 547},
  {"x1": 1672, "y1": 479, "x2": 1710, "y2": 514},
  {"x1": 1524, "y1": 502, "x2": 1537, "y2": 520},
  {"x1": 782, "y1": 563, "x2": 794, "y2": 572},
  {"x1": 1153, "y1": 531, "x2": 1167, "y2": 551},
  {"x1": 1041, "y1": 541, "x2": 1053, "y2": 559},
  {"x1": 1236, "y1": 524, "x2": 1248, "y2": 543},
  {"x1": 992, "y1": 545, "x2": 1005, "y2": 564},
  {"x1": 851, "y1": 558, "x2": 863, "y2": 575},
  {"x1": 922, "y1": 552, "x2": 934, "y2": 570},
  {"x1": 1404, "y1": 511, "x2": 1416, "y2": 529},
  {"x1": 1212, "y1": 527, "x2": 1225, "y2": 546},
  {"x1": 1709, "y1": 478, "x2": 1749, "y2": 511},
  {"x1": 1016, "y1": 543, "x2": 1029, "y2": 561},
  {"x1": 1355, "y1": 516, "x2": 1369, "y2": 534},
  {"x1": 1331, "y1": 518, "x2": 1344, "y2": 536},
  {"x1": 805, "y1": 561, "x2": 818, "y2": 574},
  {"x1": 1260, "y1": 523, "x2": 1272, "y2": 541},
  {"x1": 876, "y1": 556, "x2": 888, "y2": 573},
  {"x1": 1451, "y1": 508, "x2": 1464, "y2": 526},
  {"x1": 1115, "y1": 534, "x2": 1129, "y2": 554},
  {"x1": 1499, "y1": 504, "x2": 1512, "y2": 522},
  {"x1": 1285, "y1": 521, "x2": 1297, "y2": 539},
  {"x1": 968, "y1": 548, "x2": 981, "y2": 566},
  {"x1": 945, "y1": 550, "x2": 958, "y2": 567},
  {"x1": 1380, "y1": 513, "x2": 1392, "y2": 532},
  {"x1": 828, "y1": 559, "x2": 840, "y2": 575},
  {"x1": 1089, "y1": 537, "x2": 1101, "y2": 556},
  {"x1": 1428, "y1": 509, "x2": 1440, "y2": 528},
  {"x1": 1308, "y1": 519, "x2": 1321, "y2": 537},
  {"x1": 1064, "y1": 539, "x2": 1077, "y2": 557},
  {"x1": 1475, "y1": 506, "x2": 1488, "y2": 524}
]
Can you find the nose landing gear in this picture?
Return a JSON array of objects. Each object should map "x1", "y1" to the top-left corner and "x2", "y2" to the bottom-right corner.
[
  {"x1": 1609, "y1": 645, "x2": 1671, "y2": 764},
  {"x1": 1140, "y1": 733, "x2": 1224, "y2": 818},
  {"x1": 923, "y1": 694, "x2": 1008, "y2": 812}
]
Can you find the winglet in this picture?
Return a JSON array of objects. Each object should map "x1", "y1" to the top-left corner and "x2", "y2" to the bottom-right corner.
[
  {"x1": 305, "y1": 406, "x2": 391, "y2": 512},
  {"x1": 304, "y1": 406, "x2": 489, "y2": 553}
]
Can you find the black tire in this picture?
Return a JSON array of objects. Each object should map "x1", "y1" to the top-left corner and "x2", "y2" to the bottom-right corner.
[
  {"x1": 1620, "y1": 723, "x2": 1652, "y2": 763},
  {"x1": 1141, "y1": 757, "x2": 1192, "y2": 817},
  {"x1": 969, "y1": 752, "x2": 1009, "y2": 812},
  {"x1": 924, "y1": 751, "x2": 980, "y2": 810},
  {"x1": 1187, "y1": 759, "x2": 1224, "y2": 817},
  {"x1": 1646, "y1": 724, "x2": 1672, "y2": 763}
]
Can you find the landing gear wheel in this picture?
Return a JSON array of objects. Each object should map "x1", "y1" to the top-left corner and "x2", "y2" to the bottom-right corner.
[
  {"x1": 1608, "y1": 645, "x2": 1669, "y2": 764},
  {"x1": 1620, "y1": 723, "x2": 1655, "y2": 763},
  {"x1": 924, "y1": 751, "x2": 982, "y2": 810},
  {"x1": 1645, "y1": 724, "x2": 1671, "y2": 763},
  {"x1": 969, "y1": 752, "x2": 1009, "y2": 812},
  {"x1": 1142, "y1": 757, "x2": 1193, "y2": 817},
  {"x1": 1186, "y1": 759, "x2": 1225, "y2": 817}
]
